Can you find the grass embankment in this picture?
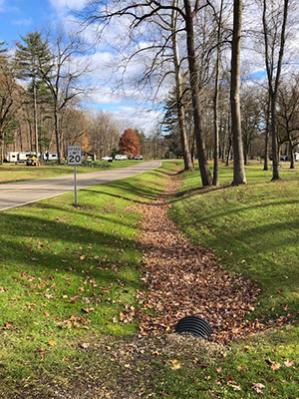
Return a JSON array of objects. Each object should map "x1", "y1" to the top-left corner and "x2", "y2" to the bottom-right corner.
[
  {"x1": 0, "y1": 160, "x2": 141, "y2": 184},
  {"x1": 163, "y1": 162, "x2": 299, "y2": 398},
  {"x1": 0, "y1": 162, "x2": 176, "y2": 398},
  {"x1": 1, "y1": 161, "x2": 298, "y2": 399}
]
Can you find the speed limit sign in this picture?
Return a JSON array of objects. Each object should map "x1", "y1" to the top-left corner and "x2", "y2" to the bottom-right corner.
[
  {"x1": 68, "y1": 145, "x2": 82, "y2": 165},
  {"x1": 68, "y1": 145, "x2": 82, "y2": 208}
]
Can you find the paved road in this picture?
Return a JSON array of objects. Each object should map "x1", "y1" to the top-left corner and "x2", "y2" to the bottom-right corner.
[{"x1": 0, "y1": 160, "x2": 161, "y2": 211}]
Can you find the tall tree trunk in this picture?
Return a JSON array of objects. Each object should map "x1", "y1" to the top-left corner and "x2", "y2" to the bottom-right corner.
[
  {"x1": 263, "y1": 94, "x2": 270, "y2": 170},
  {"x1": 28, "y1": 120, "x2": 33, "y2": 152},
  {"x1": 19, "y1": 128, "x2": 23, "y2": 152},
  {"x1": 226, "y1": 135, "x2": 232, "y2": 166},
  {"x1": 289, "y1": 139, "x2": 295, "y2": 169},
  {"x1": 263, "y1": 130, "x2": 269, "y2": 170},
  {"x1": 212, "y1": 0, "x2": 224, "y2": 186},
  {"x1": 33, "y1": 80, "x2": 39, "y2": 156},
  {"x1": 270, "y1": 96, "x2": 280, "y2": 179},
  {"x1": 54, "y1": 104, "x2": 62, "y2": 164},
  {"x1": 0, "y1": 134, "x2": 4, "y2": 164},
  {"x1": 244, "y1": 148, "x2": 248, "y2": 165},
  {"x1": 230, "y1": 0, "x2": 246, "y2": 185},
  {"x1": 184, "y1": 0, "x2": 211, "y2": 186},
  {"x1": 262, "y1": 0, "x2": 290, "y2": 180},
  {"x1": 172, "y1": 6, "x2": 193, "y2": 171}
]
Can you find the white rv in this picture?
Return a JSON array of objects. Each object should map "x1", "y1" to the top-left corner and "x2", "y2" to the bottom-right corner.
[
  {"x1": 6, "y1": 152, "x2": 19, "y2": 163},
  {"x1": 43, "y1": 152, "x2": 58, "y2": 162},
  {"x1": 18, "y1": 152, "x2": 32, "y2": 162}
]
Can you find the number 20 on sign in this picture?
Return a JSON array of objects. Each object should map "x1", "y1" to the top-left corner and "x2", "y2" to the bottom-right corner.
[{"x1": 68, "y1": 145, "x2": 82, "y2": 207}]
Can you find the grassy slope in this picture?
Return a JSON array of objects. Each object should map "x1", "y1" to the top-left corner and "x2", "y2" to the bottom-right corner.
[
  {"x1": 1, "y1": 160, "x2": 298, "y2": 399},
  {"x1": 0, "y1": 163, "x2": 175, "y2": 397},
  {"x1": 0, "y1": 160, "x2": 141, "y2": 184},
  {"x1": 164, "y1": 162, "x2": 299, "y2": 398}
]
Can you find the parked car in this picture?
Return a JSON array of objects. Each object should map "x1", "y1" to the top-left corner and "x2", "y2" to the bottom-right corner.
[
  {"x1": 280, "y1": 155, "x2": 288, "y2": 162},
  {"x1": 102, "y1": 156, "x2": 113, "y2": 162},
  {"x1": 133, "y1": 155, "x2": 144, "y2": 160},
  {"x1": 115, "y1": 154, "x2": 128, "y2": 160}
]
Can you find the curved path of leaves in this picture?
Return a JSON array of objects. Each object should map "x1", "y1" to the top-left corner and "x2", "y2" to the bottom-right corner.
[{"x1": 137, "y1": 176, "x2": 262, "y2": 343}]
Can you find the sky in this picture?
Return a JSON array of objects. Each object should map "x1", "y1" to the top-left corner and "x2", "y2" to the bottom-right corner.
[
  {"x1": 0, "y1": 0, "x2": 163, "y2": 134},
  {"x1": 1, "y1": 1, "x2": 298, "y2": 135}
]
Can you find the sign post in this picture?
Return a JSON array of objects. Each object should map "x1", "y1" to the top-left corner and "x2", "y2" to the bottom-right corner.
[{"x1": 67, "y1": 145, "x2": 82, "y2": 208}]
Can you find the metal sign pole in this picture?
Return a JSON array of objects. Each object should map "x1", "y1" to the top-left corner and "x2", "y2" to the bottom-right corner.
[{"x1": 74, "y1": 166, "x2": 78, "y2": 208}]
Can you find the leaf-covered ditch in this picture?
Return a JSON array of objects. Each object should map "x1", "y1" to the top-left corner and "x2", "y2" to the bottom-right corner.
[{"x1": 1, "y1": 161, "x2": 298, "y2": 399}]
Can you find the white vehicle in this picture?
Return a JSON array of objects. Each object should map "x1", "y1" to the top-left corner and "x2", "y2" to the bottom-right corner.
[
  {"x1": 6, "y1": 152, "x2": 19, "y2": 163},
  {"x1": 115, "y1": 154, "x2": 128, "y2": 160},
  {"x1": 42, "y1": 152, "x2": 58, "y2": 162},
  {"x1": 102, "y1": 156, "x2": 113, "y2": 162},
  {"x1": 18, "y1": 152, "x2": 33, "y2": 162}
]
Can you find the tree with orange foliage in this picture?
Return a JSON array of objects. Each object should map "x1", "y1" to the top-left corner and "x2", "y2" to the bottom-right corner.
[
  {"x1": 119, "y1": 128, "x2": 141, "y2": 157},
  {"x1": 80, "y1": 130, "x2": 91, "y2": 152}
]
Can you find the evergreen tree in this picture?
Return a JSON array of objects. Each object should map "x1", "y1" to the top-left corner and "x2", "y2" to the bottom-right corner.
[{"x1": 15, "y1": 32, "x2": 51, "y2": 155}]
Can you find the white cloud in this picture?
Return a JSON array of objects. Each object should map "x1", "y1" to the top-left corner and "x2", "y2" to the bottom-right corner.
[
  {"x1": 111, "y1": 106, "x2": 163, "y2": 134},
  {"x1": 49, "y1": 0, "x2": 88, "y2": 11},
  {"x1": 0, "y1": 0, "x2": 19, "y2": 13},
  {"x1": 12, "y1": 18, "x2": 32, "y2": 26},
  {"x1": 48, "y1": 1, "x2": 173, "y2": 133}
]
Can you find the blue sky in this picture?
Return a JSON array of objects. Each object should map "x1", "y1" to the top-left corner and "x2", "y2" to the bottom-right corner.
[
  {"x1": 0, "y1": 0, "x2": 54, "y2": 44},
  {"x1": 0, "y1": 0, "x2": 162, "y2": 133}
]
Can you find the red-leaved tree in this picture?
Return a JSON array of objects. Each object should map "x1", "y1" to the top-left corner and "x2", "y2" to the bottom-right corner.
[{"x1": 119, "y1": 128, "x2": 141, "y2": 157}]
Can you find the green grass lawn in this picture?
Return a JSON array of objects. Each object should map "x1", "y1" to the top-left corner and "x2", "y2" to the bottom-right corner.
[
  {"x1": 0, "y1": 160, "x2": 298, "y2": 398},
  {"x1": 0, "y1": 160, "x2": 142, "y2": 184},
  {"x1": 0, "y1": 163, "x2": 176, "y2": 398},
  {"x1": 164, "y1": 161, "x2": 299, "y2": 398}
]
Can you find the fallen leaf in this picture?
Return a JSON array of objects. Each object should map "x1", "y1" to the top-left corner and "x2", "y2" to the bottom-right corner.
[
  {"x1": 228, "y1": 383, "x2": 242, "y2": 391},
  {"x1": 252, "y1": 383, "x2": 265, "y2": 394},
  {"x1": 48, "y1": 339, "x2": 57, "y2": 347},
  {"x1": 271, "y1": 362, "x2": 281, "y2": 371},
  {"x1": 79, "y1": 342, "x2": 90, "y2": 349},
  {"x1": 3, "y1": 322, "x2": 14, "y2": 330},
  {"x1": 170, "y1": 359, "x2": 182, "y2": 370},
  {"x1": 81, "y1": 307, "x2": 95, "y2": 314},
  {"x1": 284, "y1": 359, "x2": 294, "y2": 368}
]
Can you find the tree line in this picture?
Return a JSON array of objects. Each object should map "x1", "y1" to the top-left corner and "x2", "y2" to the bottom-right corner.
[
  {"x1": 81, "y1": 0, "x2": 297, "y2": 186},
  {"x1": 0, "y1": 30, "x2": 164, "y2": 163},
  {"x1": 1, "y1": 0, "x2": 298, "y2": 180}
]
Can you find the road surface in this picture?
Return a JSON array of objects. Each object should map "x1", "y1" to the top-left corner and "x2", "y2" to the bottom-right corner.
[{"x1": 0, "y1": 160, "x2": 161, "y2": 212}]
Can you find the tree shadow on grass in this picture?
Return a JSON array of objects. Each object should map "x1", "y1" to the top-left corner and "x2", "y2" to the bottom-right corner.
[
  {"x1": 81, "y1": 182, "x2": 235, "y2": 206},
  {"x1": 34, "y1": 202, "x2": 138, "y2": 230},
  {"x1": 0, "y1": 212, "x2": 140, "y2": 289},
  {"x1": 181, "y1": 198, "x2": 299, "y2": 224}
]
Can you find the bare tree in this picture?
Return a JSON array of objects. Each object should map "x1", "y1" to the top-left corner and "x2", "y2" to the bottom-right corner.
[
  {"x1": 208, "y1": 0, "x2": 226, "y2": 185},
  {"x1": 183, "y1": 0, "x2": 212, "y2": 185},
  {"x1": 89, "y1": 111, "x2": 120, "y2": 158},
  {"x1": 230, "y1": 0, "x2": 246, "y2": 185},
  {"x1": 260, "y1": 0, "x2": 292, "y2": 180},
  {"x1": 0, "y1": 56, "x2": 19, "y2": 163},
  {"x1": 83, "y1": 0, "x2": 212, "y2": 185},
  {"x1": 171, "y1": 2, "x2": 193, "y2": 171},
  {"x1": 38, "y1": 31, "x2": 88, "y2": 163},
  {"x1": 277, "y1": 76, "x2": 299, "y2": 168}
]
